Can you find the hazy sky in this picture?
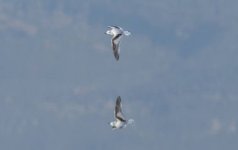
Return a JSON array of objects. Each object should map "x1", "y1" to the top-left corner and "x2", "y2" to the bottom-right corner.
[{"x1": 0, "y1": 0, "x2": 238, "y2": 150}]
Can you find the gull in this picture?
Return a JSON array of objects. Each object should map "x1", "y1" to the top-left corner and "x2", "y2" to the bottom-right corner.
[
  {"x1": 105, "y1": 26, "x2": 131, "y2": 61},
  {"x1": 109, "y1": 96, "x2": 134, "y2": 129}
]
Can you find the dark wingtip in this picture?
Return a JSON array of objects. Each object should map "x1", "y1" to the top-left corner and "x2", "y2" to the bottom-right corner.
[
  {"x1": 116, "y1": 96, "x2": 121, "y2": 102},
  {"x1": 115, "y1": 55, "x2": 119, "y2": 61}
]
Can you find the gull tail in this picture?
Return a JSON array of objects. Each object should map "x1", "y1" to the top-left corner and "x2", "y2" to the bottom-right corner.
[
  {"x1": 127, "y1": 119, "x2": 135, "y2": 126},
  {"x1": 123, "y1": 31, "x2": 131, "y2": 36}
]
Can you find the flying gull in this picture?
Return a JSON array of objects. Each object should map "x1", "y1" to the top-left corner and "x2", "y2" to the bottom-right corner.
[
  {"x1": 105, "y1": 26, "x2": 131, "y2": 61},
  {"x1": 109, "y1": 96, "x2": 134, "y2": 129}
]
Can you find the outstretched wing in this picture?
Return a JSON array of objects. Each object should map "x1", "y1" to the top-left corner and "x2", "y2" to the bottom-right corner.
[
  {"x1": 111, "y1": 33, "x2": 122, "y2": 61},
  {"x1": 115, "y1": 96, "x2": 126, "y2": 122},
  {"x1": 112, "y1": 41, "x2": 119, "y2": 61},
  {"x1": 108, "y1": 26, "x2": 121, "y2": 30},
  {"x1": 115, "y1": 96, "x2": 122, "y2": 115}
]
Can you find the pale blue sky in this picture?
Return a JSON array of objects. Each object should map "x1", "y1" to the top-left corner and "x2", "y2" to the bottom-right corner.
[{"x1": 0, "y1": 0, "x2": 238, "y2": 150}]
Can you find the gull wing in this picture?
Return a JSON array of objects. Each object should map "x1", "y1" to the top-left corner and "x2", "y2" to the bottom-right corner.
[
  {"x1": 111, "y1": 33, "x2": 122, "y2": 61},
  {"x1": 108, "y1": 26, "x2": 121, "y2": 30},
  {"x1": 115, "y1": 96, "x2": 126, "y2": 122},
  {"x1": 112, "y1": 41, "x2": 119, "y2": 61}
]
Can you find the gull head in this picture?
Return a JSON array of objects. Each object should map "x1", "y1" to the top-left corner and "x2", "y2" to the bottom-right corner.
[
  {"x1": 109, "y1": 121, "x2": 116, "y2": 128},
  {"x1": 105, "y1": 30, "x2": 113, "y2": 35}
]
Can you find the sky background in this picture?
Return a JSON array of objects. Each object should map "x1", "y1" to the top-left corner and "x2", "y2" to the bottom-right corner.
[{"x1": 0, "y1": 0, "x2": 238, "y2": 150}]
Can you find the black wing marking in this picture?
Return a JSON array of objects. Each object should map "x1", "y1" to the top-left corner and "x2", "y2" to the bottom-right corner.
[
  {"x1": 112, "y1": 33, "x2": 122, "y2": 41},
  {"x1": 112, "y1": 26, "x2": 120, "y2": 29},
  {"x1": 108, "y1": 26, "x2": 120, "y2": 30}
]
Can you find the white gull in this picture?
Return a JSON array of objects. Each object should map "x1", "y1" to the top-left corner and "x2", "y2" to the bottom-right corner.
[
  {"x1": 109, "y1": 96, "x2": 134, "y2": 129},
  {"x1": 105, "y1": 26, "x2": 131, "y2": 61}
]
